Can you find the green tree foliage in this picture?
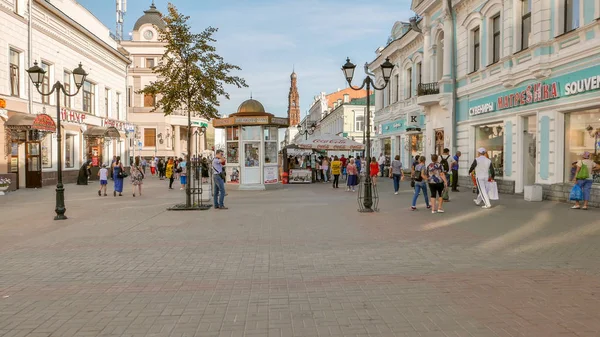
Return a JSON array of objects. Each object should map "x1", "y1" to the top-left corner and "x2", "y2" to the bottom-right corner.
[{"x1": 138, "y1": 3, "x2": 247, "y2": 119}]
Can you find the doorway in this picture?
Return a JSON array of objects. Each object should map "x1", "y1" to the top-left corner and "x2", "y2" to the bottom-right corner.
[
  {"x1": 523, "y1": 115, "x2": 537, "y2": 186},
  {"x1": 25, "y1": 141, "x2": 42, "y2": 188},
  {"x1": 242, "y1": 142, "x2": 260, "y2": 184},
  {"x1": 434, "y1": 129, "x2": 445, "y2": 155}
]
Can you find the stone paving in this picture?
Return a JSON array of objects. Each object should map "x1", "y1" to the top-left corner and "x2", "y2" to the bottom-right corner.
[{"x1": 1, "y1": 175, "x2": 600, "y2": 337}]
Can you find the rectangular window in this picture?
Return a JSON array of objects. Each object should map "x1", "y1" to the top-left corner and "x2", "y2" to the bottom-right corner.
[
  {"x1": 116, "y1": 93, "x2": 121, "y2": 120},
  {"x1": 9, "y1": 49, "x2": 19, "y2": 97},
  {"x1": 145, "y1": 58, "x2": 155, "y2": 68},
  {"x1": 473, "y1": 27, "x2": 480, "y2": 72},
  {"x1": 83, "y1": 80, "x2": 95, "y2": 114},
  {"x1": 564, "y1": 0, "x2": 580, "y2": 33},
  {"x1": 564, "y1": 109, "x2": 600, "y2": 183},
  {"x1": 475, "y1": 122, "x2": 504, "y2": 178},
  {"x1": 41, "y1": 62, "x2": 50, "y2": 104},
  {"x1": 63, "y1": 72, "x2": 71, "y2": 107},
  {"x1": 144, "y1": 128, "x2": 156, "y2": 147},
  {"x1": 127, "y1": 87, "x2": 132, "y2": 107},
  {"x1": 65, "y1": 134, "x2": 75, "y2": 168},
  {"x1": 144, "y1": 93, "x2": 155, "y2": 107},
  {"x1": 521, "y1": 0, "x2": 531, "y2": 50},
  {"x1": 416, "y1": 62, "x2": 422, "y2": 87},
  {"x1": 406, "y1": 68, "x2": 412, "y2": 99},
  {"x1": 105, "y1": 88, "x2": 110, "y2": 117},
  {"x1": 492, "y1": 15, "x2": 501, "y2": 64},
  {"x1": 355, "y1": 114, "x2": 364, "y2": 132},
  {"x1": 393, "y1": 74, "x2": 399, "y2": 103}
]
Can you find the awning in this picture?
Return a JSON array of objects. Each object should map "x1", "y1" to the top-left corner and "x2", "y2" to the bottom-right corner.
[
  {"x1": 297, "y1": 134, "x2": 365, "y2": 150},
  {"x1": 62, "y1": 124, "x2": 82, "y2": 132},
  {"x1": 84, "y1": 126, "x2": 121, "y2": 138},
  {"x1": 5, "y1": 113, "x2": 56, "y2": 132}
]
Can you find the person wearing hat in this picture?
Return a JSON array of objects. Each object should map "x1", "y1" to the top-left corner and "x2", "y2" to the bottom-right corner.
[
  {"x1": 571, "y1": 151, "x2": 598, "y2": 210},
  {"x1": 468, "y1": 147, "x2": 495, "y2": 209}
]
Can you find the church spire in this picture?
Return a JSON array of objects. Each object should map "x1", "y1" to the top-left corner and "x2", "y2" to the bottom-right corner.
[{"x1": 287, "y1": 69, "x2": 300, "y2": 126}]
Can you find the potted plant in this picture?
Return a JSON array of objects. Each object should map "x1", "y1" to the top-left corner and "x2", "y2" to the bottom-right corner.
[{"x1": 0, "y1": 177, "x2": 11, "y2": 195}]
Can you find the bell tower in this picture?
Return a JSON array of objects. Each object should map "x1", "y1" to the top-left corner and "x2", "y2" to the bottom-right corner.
[{"x1": 287, "y1": 71, "x2": 300, "y2": 126}]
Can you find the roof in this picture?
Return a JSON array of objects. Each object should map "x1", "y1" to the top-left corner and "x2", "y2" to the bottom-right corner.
[
  {"x1": 325, "y1": 88, "x2": 371, "y2": 109},
  {"x1": 348, "y1": 94, "x2": 375, "y2": 106},
  {"x1": 133, "y1": 3, "x2": 165, "y2": 31},
  {"x1": 230, "y1": 98, "x2": 272, "y2": 117}
]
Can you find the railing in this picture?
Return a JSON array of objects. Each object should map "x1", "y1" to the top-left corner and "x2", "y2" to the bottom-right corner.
[{"x1": 417, "y1": 82, "x2": 440, "y2": 96}]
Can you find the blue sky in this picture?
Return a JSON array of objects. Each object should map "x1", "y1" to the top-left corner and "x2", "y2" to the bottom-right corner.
[{"x1": 77, "y1": 0, "x2": 413, "y2": 118}]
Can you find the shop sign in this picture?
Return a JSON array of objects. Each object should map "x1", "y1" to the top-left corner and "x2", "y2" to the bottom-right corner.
[
  {"x1": 191, "y1": 121, "x2": 208, "y2": 127},
  {"x1": 469, "y1": 102, "x2": 495, "y2": 116},
  {"x1": 213, "y1": 118, "x2": 233, "y2": 127},
  {"x1": 406, "y1": 110, "x2": 420, "y2": 127},
  {"x1": 234, "y1": 117, "x2": 269, "y2": 124},
  {"x1": 61, "y1": 108, "x2": 86, "y2": 124},
  {"x1": 102, "y1": 118, "x2": 134, "y2": 132},
  {"x1": 271, "y1": 117, "x2": 288, "y2": 125},
  {"x1": 564, "y1": 74, "x2": 600, "y2": 96},
  {"x1": 497, "y1": 82, "x2": 559, "y2": 110},
  {"x1": 264, "y1": 166, "x2": 278, "y2": 184},
  {"x1": 32, "y1": 113, "x2": 56, "y2": 132}
]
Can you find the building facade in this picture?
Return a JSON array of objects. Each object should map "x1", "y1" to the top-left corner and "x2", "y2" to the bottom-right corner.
[
  {"x1": 0, "y1": 0, "x2": 131, "y2": 188},
  {"x1": 120, "y1": 3, "x2": 212, "y2": 160},
  {"x1": 371, "y1": 0, "x2": 600, "y2": 204}
]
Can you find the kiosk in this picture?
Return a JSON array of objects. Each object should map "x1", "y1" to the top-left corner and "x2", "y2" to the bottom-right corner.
[{"x1": 213, "y1": 98, "x2": 289, "y2": 190}]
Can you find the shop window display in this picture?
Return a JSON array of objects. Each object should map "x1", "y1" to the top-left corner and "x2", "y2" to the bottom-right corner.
[
  {"x1": 42, "y1": 134, "x2": 52, "y2": 168},
  {"x1": 244, "y1": 143, "x2": 260, "y2": 167},
  {"x1": 475, "y1": 123, "x2": 504, "y2": 177},
  {"x1": 565, "y1": 109, "x2": 600, "y2": 183},
  {"x1": 264, "y1": 142, "x2": 277, "y2": 164},
  {"x1": 65, "y1": 134, "x2": 75, "y2": 168},
  {"x1": 226, "y1": 127, "x2": 239, "y2": 163}
]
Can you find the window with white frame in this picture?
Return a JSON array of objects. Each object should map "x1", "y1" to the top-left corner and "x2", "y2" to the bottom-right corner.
[
  {"x1": 382, "y1": 81, "x2": 389, "y2": 106},
  {"x1": 564, "y1": 0, "x2": 580, "y2": 33},
  {"x1": 116, "y1": 93, "x2": 121, "y2": 120},
  {"x1": 472, "y1": 27, "x2": 481, "y2": 72},
  {"x1": 9, "y1": 49, "x2": 20, "y2": 97},
  {"x1": 65, "y1": 134, "x2": 75, "y2": 168},
  {"x1": 416, "y1": 62, "x2": 422, "y2": 89},
  {"x1": 355, "y1": 114, "x2": 364, "y2": 132},
  {"x1": 105, "y1": 88, "x2": 110, "y2": 117},
  {"x1": 41, "y1": 62, "x2": 50, "y2": 104},
  {"x1": 406, "y1": 67, "x2": 412, "y2": 99},
  {"x1": 63, "y1": 71, "x2": 71, "y2": 107},
  {"x1": 393, "y1": 74, "x2": 399, "y2": 103},
  {"x1": 83, "y1": 80, "x2": 95, "y2": 114},
  {"x1": 491, "y1": 15, "x2": 501, "y2": 64},
  {"x1": 436, "y1": 31, "x2": 444, "y2": 81},
  {"x1": 521, "y1": 0, "x2": 532, "y2": 50}
]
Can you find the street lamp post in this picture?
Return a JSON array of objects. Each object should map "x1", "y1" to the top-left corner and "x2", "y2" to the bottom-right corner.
[
  {"x1": 297, "y1": 122, "x2": 316, "y2": 140},
  {"x1": 26, "y1": 61, "x2": 88, "y2": 220},
  {"x1": 193, "y1": 126, "x2": 207, "y2": 158},
  {"x1": 341, "y1": 57, "x2": 394, "y2": 212}
]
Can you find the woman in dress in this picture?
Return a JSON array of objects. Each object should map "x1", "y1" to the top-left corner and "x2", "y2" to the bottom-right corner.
[
  {"x1": 112, "y1": 156, "x2": 124, "y2": 197},
  {"x1": 346, "y1": 158, "x2": 358, "y2": 192},
  {"x1": 369, "y1": 157, "x2": 379, "y2": 186},
  {"x1": 130, "y1": 157, "x2": 144, "y2": 197}
]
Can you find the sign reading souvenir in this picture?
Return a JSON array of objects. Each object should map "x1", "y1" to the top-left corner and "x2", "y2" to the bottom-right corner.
[
  {"x1": 60, "y1": 109, "x2": 86, "y2": 124},
  {"x1": 32, "y1": 113, "x2": 56, "y2": 132},
  {"x1": 469, "y1": 102, "x2": 495, "y2": 116},
  {"x1": 264, "y1": 166, "x2": 278, "y2": 184},
  {"x1": 564, "y1": 75, "x2": 600, "y2": 95},
  {"x1": 496, "y1": 82, "x2": 559, "y2": 110}
]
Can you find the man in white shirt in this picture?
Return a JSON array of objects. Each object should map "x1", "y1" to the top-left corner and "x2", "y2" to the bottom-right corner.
[
  {"x1": 468, "y1": 148, "x2": 495, "y2": 209},
  {"x1": 378, "y1": 154, "x2": 386, "y2": 177}
]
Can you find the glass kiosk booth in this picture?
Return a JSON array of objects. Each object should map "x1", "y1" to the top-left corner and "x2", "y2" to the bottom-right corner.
[{"x1": 213, "y1": 98, "x2": 289, "y2": 190}]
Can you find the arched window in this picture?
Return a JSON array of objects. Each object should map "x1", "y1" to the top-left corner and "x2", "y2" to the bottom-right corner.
[{"x1": 436, "y1": 31, "x2": 444, "y2": 81}]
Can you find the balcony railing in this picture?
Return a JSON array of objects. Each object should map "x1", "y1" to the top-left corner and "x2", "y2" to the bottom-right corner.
[{"x1": 417, "y1": 82, "x2": 440, "y2": 96}]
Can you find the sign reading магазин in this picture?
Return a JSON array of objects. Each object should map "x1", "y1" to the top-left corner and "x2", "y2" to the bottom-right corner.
[{"x1": 464, "y1": 63, "x2": 600, "y2": 120}]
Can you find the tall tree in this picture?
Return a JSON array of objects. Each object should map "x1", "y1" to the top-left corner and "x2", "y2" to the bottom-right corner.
[{"x1": 139, "y1": 3, "x2": 247, "y2": 208}]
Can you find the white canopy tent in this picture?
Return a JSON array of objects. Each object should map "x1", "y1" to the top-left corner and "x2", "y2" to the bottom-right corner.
[{"x1": 296, "y1": 134, "x2": 365, "y2": 150}]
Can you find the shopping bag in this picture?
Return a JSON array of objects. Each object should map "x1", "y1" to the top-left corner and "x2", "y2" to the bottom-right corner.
[
  {"x1": 442, "y1": 188, "x2": 449, "y2": 201},
  {"x1": 486, "y1": 181, "x2": 499, "y2": 200},
  {"x1": 569, "y1": 184, "x2": 583, "y2": 201}
]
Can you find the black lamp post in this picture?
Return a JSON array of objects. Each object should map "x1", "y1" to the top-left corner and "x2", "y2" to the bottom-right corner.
[
  {"x1": 297, "y1": 122, "x2": 317, "y2": 140},
  {"x1": 27, "y1": 61, "x2": 88, "y2": 220},
  {"x1": 341, "y1": 57, "x2": 394, "y2": 212},
  {"x1": 193, "y1": 126, "x2": 207, "y2": 158}
]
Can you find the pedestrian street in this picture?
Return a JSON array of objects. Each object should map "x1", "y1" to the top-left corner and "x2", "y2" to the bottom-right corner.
[{"x1": 1, "y1": 177, "x2": 600, "y2": 337}]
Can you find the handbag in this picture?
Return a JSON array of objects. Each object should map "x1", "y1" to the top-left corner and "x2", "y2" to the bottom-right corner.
[
  {"x1": 410, "y1": 179, "x2": 415, "y2": 188},
  {"x1": 486, "y1": 181, "x2": 499, "y2": 200},
  {"x1": 442, "y1": 188, "x2": 449, "y2": 201}
]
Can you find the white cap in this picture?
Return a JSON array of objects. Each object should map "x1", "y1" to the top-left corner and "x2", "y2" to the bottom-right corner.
[{"x1": 478, "y1": 147, "x2": 487, "y2": 154}]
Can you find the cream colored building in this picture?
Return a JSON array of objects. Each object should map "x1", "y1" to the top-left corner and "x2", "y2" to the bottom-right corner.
[{"x1": 120, "y1": 3, "x2": 212, "y2": 160}]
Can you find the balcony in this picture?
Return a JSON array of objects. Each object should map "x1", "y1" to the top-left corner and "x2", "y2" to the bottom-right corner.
[{"x1": 417, "y1": 82, "x2": 440, "y2": 107}]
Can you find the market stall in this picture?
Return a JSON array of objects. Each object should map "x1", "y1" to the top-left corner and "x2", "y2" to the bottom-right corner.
[{"x1": 284, "y1": 147, "x2": 314, "y2": 184}]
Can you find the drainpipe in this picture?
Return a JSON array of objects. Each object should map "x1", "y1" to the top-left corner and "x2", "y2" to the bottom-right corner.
[
  {"x1": 446, "y1": 0, "x2": 458, "y2": 154},
  {"x1": 28, "y1": 0, "x2": 33, "y2": 114}
]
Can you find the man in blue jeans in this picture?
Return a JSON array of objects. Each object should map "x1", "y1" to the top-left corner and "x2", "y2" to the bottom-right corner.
[{"x1": 213, "y1": 150, "x2": 227, "y2": 210}]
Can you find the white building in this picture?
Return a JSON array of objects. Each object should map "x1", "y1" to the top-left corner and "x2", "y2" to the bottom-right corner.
[
  {"x1": 371, "y1": 0, "x2": 600, "y2": 205},
  {"x1": 0, "y1": 0, "x2": 131, "y2": 188},
  {"x1": 120, "y1": 3, "x2": 212, "y2": 160}
]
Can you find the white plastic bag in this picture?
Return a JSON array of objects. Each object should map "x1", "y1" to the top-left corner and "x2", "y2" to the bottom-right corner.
[{"x1": 487, "y1": 181, "x2": 499, "y2": 200}]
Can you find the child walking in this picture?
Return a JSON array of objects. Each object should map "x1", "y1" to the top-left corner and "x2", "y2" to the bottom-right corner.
[{"x1": 98, "y1": 164, "x2": 108, "y2": 196}]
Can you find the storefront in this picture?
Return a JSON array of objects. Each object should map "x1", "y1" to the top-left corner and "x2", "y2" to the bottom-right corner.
[
  {"x1": 378, "y1": 110, "x2": 426, "y2": 167},
  {"x1": 460, "y1": 62, "x2": 600, "y2": 201}
]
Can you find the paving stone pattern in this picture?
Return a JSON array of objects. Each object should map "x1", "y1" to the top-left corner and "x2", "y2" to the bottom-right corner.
[{"x1": 0, "y1": 176, "x2": 600, "y2": 337}]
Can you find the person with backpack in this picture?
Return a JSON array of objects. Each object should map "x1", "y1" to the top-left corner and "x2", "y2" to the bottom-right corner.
[
  {"x1": 440, "y1": 148, "x2": 452, "y2": 201},
  {"x1": 571, "y1": 151, "x2": 599, "y2": 210},
  {"x1": 427, "y1": 154, "x2": 448, "y2": 213},
  {"x1": 411, "y1": 156, "x2": 430, "y2": 210},
  {"x1": 469, "y1": 148, "x2": 495, "y2": 209}
]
